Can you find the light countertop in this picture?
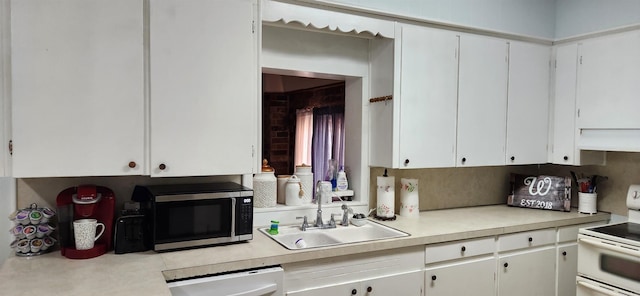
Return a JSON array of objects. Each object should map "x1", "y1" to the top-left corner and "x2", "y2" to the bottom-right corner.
[{"x1": 0, "y1": 205, "x2": 610, "y2": 296}]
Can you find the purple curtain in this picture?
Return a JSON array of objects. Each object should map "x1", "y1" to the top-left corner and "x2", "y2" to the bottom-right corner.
[{"x1": 312, "y1": 106, "x2": 345, "y2": 199}]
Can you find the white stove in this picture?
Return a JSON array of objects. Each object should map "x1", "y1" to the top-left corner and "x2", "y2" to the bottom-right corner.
[{"x1": 577, "y1": 185, "x2": 640, "y2": 295}]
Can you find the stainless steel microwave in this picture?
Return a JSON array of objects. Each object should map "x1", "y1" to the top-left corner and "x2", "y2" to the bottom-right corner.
[{"x1": 131, "y1": 182, "x2": 253, "y2": 251}]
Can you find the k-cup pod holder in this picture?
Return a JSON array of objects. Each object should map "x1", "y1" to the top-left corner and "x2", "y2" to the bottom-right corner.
[{"x1": 8, "y1": 203, "x2": 57, "y2": 257}]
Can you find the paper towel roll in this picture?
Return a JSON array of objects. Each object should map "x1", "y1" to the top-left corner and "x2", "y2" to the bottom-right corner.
[
  {"x1": 377, "y1": 176, "x2": 395, "y2": 218},
  {"x1": 400, "y1": 178, "x2": 419, "y2": 218}
]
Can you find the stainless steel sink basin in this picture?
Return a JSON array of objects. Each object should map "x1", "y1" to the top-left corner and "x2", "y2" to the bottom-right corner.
[{"x1": 259, "y1": 220, "x2": 409, "y2": 250}]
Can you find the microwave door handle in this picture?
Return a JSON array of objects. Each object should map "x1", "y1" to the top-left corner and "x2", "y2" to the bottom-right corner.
[
  {"x1": 579, "y1": 238, "x2": 640, "y2": 257},
  {"x1": 577, "y1": 280, "x2": 630, "y2": 296},
  {"x1": 230, "y1": 198, "x2": 236, "y2": 237}
]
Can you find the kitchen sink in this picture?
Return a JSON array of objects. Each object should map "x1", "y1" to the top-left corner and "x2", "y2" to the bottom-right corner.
[{"x1": 258, "y1": 220, "x2": 409, "y2": 250}]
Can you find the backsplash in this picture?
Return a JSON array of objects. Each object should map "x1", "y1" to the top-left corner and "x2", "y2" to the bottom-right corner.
[
  {"x1": 15, "y1": 175, "x2": 240, "y2": 212},
  {"x1": 370, "y1": 152, "x2": 640, "y2": 217},
  {"x1": 14, "y1": 152, "x2": 640, "y2": 217}
]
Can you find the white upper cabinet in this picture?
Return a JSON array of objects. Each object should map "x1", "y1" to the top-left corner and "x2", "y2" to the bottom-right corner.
[
  {"x1": 505, "y1": 42, "x2": 550, "y2": 165},
  {"x1": 397, "y1": 24, "x2": 458, "y2": 168},
  {"x1": 551, "y1": 44, "x2": 579, "y2": 165},
  {"x1": 577, "y1": 30, "x2": 640, "y2": 129},
  {"x1": 11, "y1": 0, "x2": 144, "y2": 177},
  {"x1": 457, "y1": 34, "x2": 509, "y2": 167},
  {"x1": 149, "y1": 0, "x2": 258, "y2": 177}
]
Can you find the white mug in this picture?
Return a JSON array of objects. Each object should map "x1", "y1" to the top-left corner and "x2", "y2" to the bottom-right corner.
[{"x1": 73, "y1": 219, "x2": 105, "y2": 250}]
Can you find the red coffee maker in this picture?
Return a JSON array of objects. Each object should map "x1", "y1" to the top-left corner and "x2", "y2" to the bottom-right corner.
[{"x1": 56, "y1": 185, "x2": 115, "y2": 259}]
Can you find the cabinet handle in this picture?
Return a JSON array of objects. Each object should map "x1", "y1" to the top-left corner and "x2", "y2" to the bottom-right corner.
[
  {"x1": 404, "y1": 159, "x2": 410, "y2": 166},
  {"x1": 128, "y1": 161, "x2": 137, "y2": 168},
  {"x1": 528, "y1": 237, "x2": 533, "y2": 242},
  {"x1": 461, "y1": 157, "x2": 467, "y2": 164},
  {"x1": 504, "y1": 262, "x2": 509, "y2": 268},
  {"x1": 562, "y1": 251, "x2": 567, "y2": 256},
  {"x1": 563, "y1": 156, "x2": 569, "y2": 161},
  {"x1": 159, "y1": 163, "x2": 166, "y2": 170},
  {"x1": 510, "y1": 156, "x2": 515, "y2": 161},
  {"x1": 461, "y1": 246, "x2": 466, "y2": 252},
  {"x1": 431, "y1": 275, "x2": 437, "y2": 281},
  {"x1": 367, "y1": 286, "x2": 372, "y2": 293},
  {"x1": 351, "y1": 289, "x2": 357, "y2": 295}
]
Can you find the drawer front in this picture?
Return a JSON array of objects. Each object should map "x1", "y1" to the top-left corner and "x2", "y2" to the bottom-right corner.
[
  {"x1": 557, "y1": 222, "x2": 606, "y2": 243},
  {"x1": 426, "y1": 237, "x2": 495, "y2": 264},
  {"x1": 498, "y1": 228, "x2": 555, "y2": 252}
]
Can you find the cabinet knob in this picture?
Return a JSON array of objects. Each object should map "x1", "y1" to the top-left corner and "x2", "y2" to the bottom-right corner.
[
  {"x1": 461, "y1": 246, "x2": 466, "y2": 252},
  {"x1": 510, "y1": 156, "x2": 515, "y2": 161},
  {"x1": 431, "y1": 275, "x2": 437, "y2": 281},
  {"x1": 504, "y1": 262, "x2": 509, "y2": 268},
  {"x1": 404, "y1": 159, "x2": 410, "y2": 166},
  {"x1": 351, "y1": 289, "x2": 357, "y2": 295},
  {"x1": 128, "y1": 161, "x2": 137, "y2": 168},
  {"x1": 461, "y1": 157, "x2": 467, "y2": 164},
  {"x1": 562, "y1": 251, "x2": 567, "y2": 256},
  {"x1": 367, "y1": 286, "x2": 372, "y2": 293},
  {"x1": 528, "y1": 237, "x2": 533, "y2": 242},
  {"x1": 159, "y1": 163, "x2": 166, "y2": 170},
  {"x1": 563, "y1": 156, "x2": 569, "y2": 161}
]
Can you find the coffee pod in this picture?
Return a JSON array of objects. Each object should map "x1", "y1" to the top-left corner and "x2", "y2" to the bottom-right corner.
[
  {"x1": 30, "y1": 239, "x2": 43, "y2": 253},
  {"x1": 29, "y1": 210, "x2": 42, "y2": 225},
  {"x1": 23, "y1": 225, "x2": 36, "y2": 240}
]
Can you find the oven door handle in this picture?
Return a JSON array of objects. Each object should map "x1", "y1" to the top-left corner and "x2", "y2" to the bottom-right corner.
[
  {"x1": 579, "y1": 237, "x2": 640, "y2": 257},
  {"x1": 577, "y1": 279, "x2": 632, "y2": 296}
]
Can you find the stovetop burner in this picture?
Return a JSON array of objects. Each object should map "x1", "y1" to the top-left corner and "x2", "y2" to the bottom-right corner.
[{"x1": 589, "y1": 222, "x2": 640, "y2": 244}]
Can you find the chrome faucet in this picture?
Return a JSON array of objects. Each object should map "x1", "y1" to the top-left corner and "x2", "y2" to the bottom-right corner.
[{"x1": 315, "y1": 181, "x2": 325, "y2": 228}]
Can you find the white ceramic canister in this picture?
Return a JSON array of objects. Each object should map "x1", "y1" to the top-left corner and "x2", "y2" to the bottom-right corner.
[
  {"x1": 376, "y1": 174, "x2": 395, "y2": 218},
  {"x1": 285, "y1": 175, "x2": 304, "y2": 206},
  {"x1": 253, "y1": 159, "x2": 277, "y2": 208},
  {"x1": 276, "y1": 175, "x2": 291, "y2": 205},
  {"x1": 294, "y1": 164, "x2": 314, "y2": 204},
  {"x1": 400, "y1": 178, "x2": 419, "y2": 218}
]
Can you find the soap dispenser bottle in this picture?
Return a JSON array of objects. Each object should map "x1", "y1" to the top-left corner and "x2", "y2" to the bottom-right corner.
[{"x1": 336, "y1": 167, "x2": 348, "y2": 191}]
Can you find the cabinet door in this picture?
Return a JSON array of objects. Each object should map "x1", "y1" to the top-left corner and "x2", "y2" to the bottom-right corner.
[
  {"x1": 558, "y1": 244, "x2": 578, "y2": 296},
  {"x1": 506, "y1": 42, "x2": 550, "y2": 165},
  {"x1": 425, "y1": 257, "x2": 495, "y2": 296},
  {"x1": 397, "y1": 25, "x2": 458, "y2": 168},
  {"x1": 457, "y1": 34, "x2": 509, "y2": 167},
  {"x1": 363, "y1": 270, "x2": 423, "y2": 296},
  {"x1": 498, "y1": 247, "x2": 556, "y2": 296},
  {"x1": 551, "y1": 44, "x2": 578, "y2": 165},
  {"x1": 149, "y1": 0, "x2": 257, "y2": 176},
  {"x1": 286, "y1": 281, "x2": 360, "y2": 296},
  {"x1": 11, "y1": 0, "x2": 144, "y2": 177},
  {"x1": 577, "y1": 30, "x2": 640, "y2": 129}
]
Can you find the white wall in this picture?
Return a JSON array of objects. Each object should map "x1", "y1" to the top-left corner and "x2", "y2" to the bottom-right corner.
[
  {"x1": 555, "y1": 0, "x2": 640, "y2": 39},
  {"x1": 0, "y1": 178, "x2": 16, "y2": 264},
  {"x1": 309, "y1": 0, "x2": 556, "y2": 39}
]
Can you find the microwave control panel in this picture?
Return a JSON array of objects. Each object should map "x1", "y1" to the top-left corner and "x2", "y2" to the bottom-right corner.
[{"x1": 235, "y1": 196, "x2": 253, "y2": 236}]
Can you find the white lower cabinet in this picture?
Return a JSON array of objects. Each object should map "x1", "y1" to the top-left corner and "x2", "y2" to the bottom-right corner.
[
  {"x1": 425, "y1": 257, "x2": 495, "y2": 296},
  {"x1": 556, "y1": 222, "x2": 606, "y2": 296},
  {"x1": 287, "y1": 270, "x2": 423, "y2": 296},
  {"x1": 498, "y1": 247, "x2": 556, "y2": 296},
  {"x1": 557, "y1": 244, "x2": 578, "y2": 296},
  {"x1": 283, "y1": 246, "x2": 424, "y2": 296},
  {"x1": 497, "y1": 228, "x2": 557, "y2": 296},
  {"x1": 424, "y1": 237, "x2": 496, "y2": 296}
]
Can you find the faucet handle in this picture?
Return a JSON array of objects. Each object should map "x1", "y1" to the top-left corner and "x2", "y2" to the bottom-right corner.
[
  {"x1": 296, "y1": 216, "x2": 309, "y2": 231},
  {"x1": 329, "y1": 213, "x2": 341, "y2": 227}
]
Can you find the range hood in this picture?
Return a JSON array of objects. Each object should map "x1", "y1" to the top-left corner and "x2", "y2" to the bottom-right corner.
[{"x1": 577, "y1": 129, "x2": 640, "y2": 152}]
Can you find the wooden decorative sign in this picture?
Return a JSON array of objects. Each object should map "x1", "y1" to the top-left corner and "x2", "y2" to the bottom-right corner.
[{"x1": 507, "y1": 174, "x2": 571, "y2": 212}]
